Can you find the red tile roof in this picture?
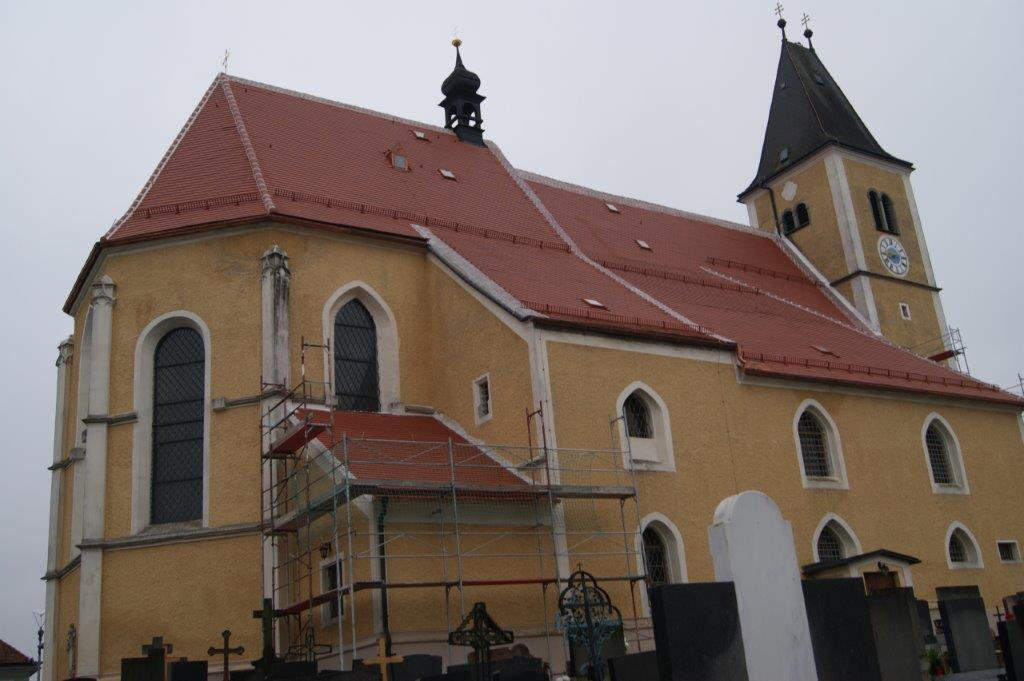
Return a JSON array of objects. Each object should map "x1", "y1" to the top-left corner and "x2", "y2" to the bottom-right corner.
[
  {"x1": 0, "y1": 640, "x2": 34, "y2": 666},
  {"x1": 73, "y1": 74, "x2": 1022, "y2": 408},
  {"x1": 304, "y1": 410, "x2": 531, "y2": 493}
]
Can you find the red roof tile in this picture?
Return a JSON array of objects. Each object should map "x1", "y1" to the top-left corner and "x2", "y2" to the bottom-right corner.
[
  {"x1": 0, "y1": 640, "x2": 34, "y2": 666},
  {"x1": 79, "y1": 74, "x2": 1022, "y2": 408}
]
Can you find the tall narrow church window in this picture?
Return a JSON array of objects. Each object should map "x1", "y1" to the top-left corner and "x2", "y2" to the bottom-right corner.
[
  {"x1": 642, "y1": 527, "x2": 668, "y2": 587},
  {"x1": 624, "y1": 393, "x2": 653, "y2": 439},
  {"x1": 816, "y1": 524, "x2": 845, "y2": 562},
  {"x1": 334, "y1": 299, "x2": 380, "y2": 412},
  {"x1": 880, "y1": 193, "x2": 899, "y2": 234},
  {"x1": 925, "y1": 422, "x2": 955, "y2": 485},
  {"x1": 796, "y1": 202, "x2": 810, "y2": 228},
  {"x1": 868, "y1": 190, "x2": 885, "y2": 231},
  {"x1": 151, "y1": 327, "x2": 204, "y2": 524},
  {"x1": 782, "y1": 210, "x2": 796, "y2": 235},
  {"x1": 948, "y1": 533, "x2": 966, "y2": 564},
  {"x1": 797, "y1": 410, "x2": 832, "y2": 478}
]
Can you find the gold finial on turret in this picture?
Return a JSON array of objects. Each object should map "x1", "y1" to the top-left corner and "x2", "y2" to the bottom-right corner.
[{"x1": 452, "y1": 38, "x2": 462, "y2": 48}]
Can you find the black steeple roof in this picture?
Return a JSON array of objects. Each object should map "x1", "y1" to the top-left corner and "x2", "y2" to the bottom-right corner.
[
  {"x1": 739, "y1": 39, "x2": 912, "y2": 199},
  {"x1": 439, "y1": 39, "x2": 486, "y2": 145}
]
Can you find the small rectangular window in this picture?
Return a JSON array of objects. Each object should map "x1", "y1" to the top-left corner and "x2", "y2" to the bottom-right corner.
[
  {"x1": 392, "y1": 154, "x2": 407, "y2": 171},
  {"x1": 636, "y1": 239, "x2": 651, "y2": 250},
  {"x1": 899, "y1": 303, "x2": 912, "y2": 320},
  {"x1": 583, "y1": 298, "x2": 606, "y2": 309},
  {"x1": 322, "y1": 560, "x2": 342, "y2": 621},
  {"x1": 998, "y1": 540, "x2": 1021, "y2": 563},
  {"x1": 474, "y1": 374, "x2": 492, "y2": 423},
  {"x1": 439, "y1": 168, "x2": 456, "y2": 180}
]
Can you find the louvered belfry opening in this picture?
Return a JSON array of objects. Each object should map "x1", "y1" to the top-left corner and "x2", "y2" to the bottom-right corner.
[
  {"x1": 152, "y1": 327, "x2": 205, "y2": 524},
  {"x1": 333, "y1": 299, "x2": 380, "y2": 412},
  {"x1": 798, "y1": 410, "x2": 832, "y2": 477}
]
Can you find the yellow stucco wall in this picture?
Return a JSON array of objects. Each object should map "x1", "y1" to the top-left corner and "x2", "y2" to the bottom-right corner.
[{"x1": 544, "y1": 338, "x2": 1024, "y2": 606}]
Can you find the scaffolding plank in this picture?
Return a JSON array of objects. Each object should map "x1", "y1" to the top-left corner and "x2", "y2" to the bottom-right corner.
[{"x1": 267, "y1": 421, "x2": 327, "y2": 456}]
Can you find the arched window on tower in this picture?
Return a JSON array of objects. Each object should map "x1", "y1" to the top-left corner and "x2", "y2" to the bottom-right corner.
[
  {"x1": 151, "y1": 327, "x2": 205, "y2": 524},
  {"x1": 880, "y1": 193, "x2": 899, "y2": 234},
  {"x1": 816, "y1": 524, "x2": 845, "y2": 562},
  {"x1": 796, "y1": 202, "x2": 810, "y2": 228},
  {"x1": 782, "y1": 209, "x2": 796, "y2": 235},
  {"x1": 334, "y1": 299, "x2": 380, "y2": 412},
  {"x1": 642, "y1": 527, "x2": 669, "y2": 587},
  {"x1": 797, "y1": 410, "x2": 832, "y2": 478}
]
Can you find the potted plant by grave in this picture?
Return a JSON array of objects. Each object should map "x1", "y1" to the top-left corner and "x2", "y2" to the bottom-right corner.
[{"x1": 924, "y1": 647, "x2": 945, "y2": 677}]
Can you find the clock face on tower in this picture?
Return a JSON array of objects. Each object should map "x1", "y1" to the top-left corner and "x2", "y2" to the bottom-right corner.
[{"x1": 878, "y1": 236, "x2": 909, "y2": 276}]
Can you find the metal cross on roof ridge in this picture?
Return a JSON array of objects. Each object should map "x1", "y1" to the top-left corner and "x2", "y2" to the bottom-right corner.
[
  {"x1": 222, "y1": 50, "x2": 230, "y2": 74},
  {"x1": 774, "y1": 2, "x2": 784, "y2": 19},
  {"x1": 801, "y1": 12, "x2": 811, "y2": 29}
]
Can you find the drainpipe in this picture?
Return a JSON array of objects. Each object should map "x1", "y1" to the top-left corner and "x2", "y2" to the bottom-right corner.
[
  {"x1": 761, "y1": 182, "x2": 782, "y2": 236},
  {"x1": 377, "y1": 497, "x2": 392, "y2": 655}
]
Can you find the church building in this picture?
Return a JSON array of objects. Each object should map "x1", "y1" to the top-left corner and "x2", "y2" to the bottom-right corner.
[{"x1": 43, "y1": 22, "x2": 1024, "y2": 680}]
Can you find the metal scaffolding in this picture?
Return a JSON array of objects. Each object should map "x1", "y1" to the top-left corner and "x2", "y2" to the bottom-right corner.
[{"x1": 258, "y1": 339, "x2": 648, "y2": 671}]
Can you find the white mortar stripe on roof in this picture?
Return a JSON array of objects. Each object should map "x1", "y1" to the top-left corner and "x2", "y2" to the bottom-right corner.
[
  {"x1": 220, "y1": 79, "x2": 276, "y2": 214},
  {"x1": 487, "y1": 141, "x2": 732, "y2": 344},
  {"x1": 517, "y1": 169, "x2": 764, "y2": 237},
  {"x1": 103, "y1": 77, "x2": 222, "y2": 239}
]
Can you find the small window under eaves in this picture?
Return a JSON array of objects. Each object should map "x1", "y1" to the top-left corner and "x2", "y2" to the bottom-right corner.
[
  {"x1": 606, "y1": 203, "x2": 620, "y2": 214},
  {"x1": 636, "y1": 239, "x2": 652, "y2": 251},
  {"x1": 583, "y1": 298, "x2": 606, "y2": 309},
  {"x1": 391, "y1": 153, "x2": 408, "y2": 171},
  {"x1": 412, "y1": 130, "x2": 429, "y2": 141},
  {"x1": 439, "y1": 168, "x2": 456, "y2": 180}
]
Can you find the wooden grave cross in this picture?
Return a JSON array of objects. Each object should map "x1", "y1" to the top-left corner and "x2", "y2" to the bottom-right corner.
[
  {"x1": 141, "y1": 636, "x2": 173, "y2": 657},
  {"x1": 207, "y1": 630, "x2": 244, "y2": 681},
  {"x1": 365, "y1": 637, "x2": 403, "y2": 679}
]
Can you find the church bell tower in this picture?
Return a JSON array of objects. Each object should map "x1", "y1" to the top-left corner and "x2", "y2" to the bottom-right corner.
[
  {"x1": 738, "y1": 16, "x2": 951, "y2": 360},
  {"x1": 439, "y1": 38, "x2": 486, "y2": 145}
]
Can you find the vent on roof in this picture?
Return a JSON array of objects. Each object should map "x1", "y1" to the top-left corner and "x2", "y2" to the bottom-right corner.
[
  {"x1": 606, "y1": 203, "x2": 620, "y2": 214},
  {"x1": 583, "y1": 298, "x2": 606, "y2": 309},
  {"x1": 392, "y1": 153, "x2": 408, "y2": 171},
  {"x1": 779, "y1": 80, "x2": 787, "y2": 90},
  {"x1": 439, "y1": 169, "x2": 456, "y2": 180},
  {"x1": 811, "y1": 344, "x2": 839, "y2": 358},
  {"x1": 812, "y1": 72, "x2": 825, "y2": 85},
  {"x1": 779, "y1": 148, "x2": 790, "y2": 164},
  {"x1": 412, "y1": 130, "x2": 429, "y2": 141},
  {"x1": 636, "y1": 239, "x2": 652, "y2": 251}
]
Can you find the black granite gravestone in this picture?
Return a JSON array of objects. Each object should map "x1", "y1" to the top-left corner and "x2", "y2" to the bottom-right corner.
[
  {"x1": 121, "y1": 656, "x2": 163, "y2": 681},
  {"x1": 390, "y1": 654, "x2": 442, "y2": 681},
  {"x1": 315, "y1": 672, "x2": 380, "y2": 681},
  {"x1": 937, "y1": 585, "x2": 998, "y2": 672},
  {"x1": 569, "y1": 626, "x2": 625, "y2": 679},
  {"x1": 607, "y1": 650, "x2": 658, "y2": 681},
  {"x1": 168, "y1": 660, "x2": 208, "y2": 681},
  {"x1": 915, "y1": 599, "x2": 937, "y2": 644},
  {"x1": 998, "y1": 616, "x2": 1024, "y2": 681},
  {"x1": 801, "y1": 578, "x2": 882, "y2": 681},
  {"x1": 866, "y1": 587, "x2": 923, "y2": 681},
  {"x1": 649, "y1": 582, "x2": 749, "y2": 681}
]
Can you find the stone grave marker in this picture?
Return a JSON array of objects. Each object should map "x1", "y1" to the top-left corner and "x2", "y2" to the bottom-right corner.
[
  {"x1": 998, "y1": 615, "x2": 1024, "y2": 681},
  {"x1": 866, "y1": 587, "x2": 924, "y2": 681},
  {"x1": 937, "y1": 585, "x2": 998, "y2": 672},
  {"x1": 168, "y1": 659, "x2": 208, "y2": 681},
  {"x1": 707, "y1": 491, "x2": 817, "y2": 681},
  {"x1": 916, "y1": 599, "x2": 937, "y2": 644},
  {"x1": 649, "y1": 581, "x2": 748, "y2": 681},
  {"x1": 801, "y1": 578, "x2": 882, "y2": 681},
  {"x1": 389, "y1": 653, "x2": 442, "y2": 680},
  {"x1": 606, "y1": 650, "x2": 658, "y2": 681},
  {"x1": 122, "y1": 637, "x2": 172, "y2": 681}
]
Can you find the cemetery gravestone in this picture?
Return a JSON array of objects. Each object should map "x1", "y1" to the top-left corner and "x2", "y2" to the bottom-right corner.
[
  {"x1": 916, "y1": 599, "x2": 937, "y2": 644},
  {"x1": 389, "y1": 654, "x2": 442, "y2": 680},
  {"x1": 998, "y1": 616, "x2": 1024, "y2": 681},
  {"x1": 168, "y1": 660, "x2": 208, "y2": 681},
  {"x1": 866, "y1": 588, "x2": 924, "y2": 681},
  {"x1": 801, "y1": 578, "x2": 882, "y2": 681},
  {"x1": 937, "y1": 585, "x2": 998, "y2": 673},
  {"x1": 649, "y1": 581, "x2": 749, "y2": 681},
  {"x1": 607, "y1": 650, "x2": 658, "y2": 681},
  {"x1": 707, "y1": 491, "x2": 817, "y2": 681}
]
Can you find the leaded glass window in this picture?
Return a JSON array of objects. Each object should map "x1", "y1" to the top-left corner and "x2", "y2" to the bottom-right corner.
[
  {"x1": 152, "y1": 327, "x2": 204, "y2": 524},
  {"x1": 798, "y1": 410, "x2": 832, "y2": 478},
  {"x1": 624, "y1": 393, "x2": 653, "y2": 439},
  {"x1": 925, "y1": 423, "x2": 954, "y2": 485},
  {"x1": 334, "y1": 300, "x2": 380, "y2": 412},
  {"x1": 817, "y1": 525, "x2": 844, "y2": 562},
  {"x1": 642, "y1": 527, "x2": 668, "y2": 587},
  {"x1": 948, "y1": 534, "x2": 967, "y2": 563}
]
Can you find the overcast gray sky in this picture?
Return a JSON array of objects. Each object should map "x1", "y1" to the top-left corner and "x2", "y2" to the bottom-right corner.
[{"x1": 1, "y1": 0, "x2": 1021, "y2": 657}]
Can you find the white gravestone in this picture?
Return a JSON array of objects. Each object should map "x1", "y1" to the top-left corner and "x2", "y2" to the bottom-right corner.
[{"x1": 708, "y1": 491, "x2": 818, "y2": 681}]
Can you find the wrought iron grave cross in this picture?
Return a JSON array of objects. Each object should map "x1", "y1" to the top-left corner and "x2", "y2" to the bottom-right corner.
[
  {"x1": 557, "y1": 567, "x2": 622, "y2": 681},
  {"x1": 208, "y1": 630, "x2": 244, "y2": 681},
  {"x1": 448, "y1": 602, "x2": 514, "y2": 681}
]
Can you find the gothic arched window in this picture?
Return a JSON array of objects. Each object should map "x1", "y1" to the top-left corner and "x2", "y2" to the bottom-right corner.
[
  {"x1": 925, "y1": 422, "x2": 955, "y2": 485},
  {"x1": 642, "y1": 527, "x2": 669, "y2": 587},
  {"x1": 334, "y1": 299, "x2": 380, "y2": 412},
  {"x1": 782, "y1": 209, "x2": 796, "y2": 235},
  {"x1": 816, "y1": 524, "x2": 845, "y2": 562},
  {"x1": 797, "y1": 410, "x2": 832, "y2": 478},
  {"x1": 151, "y1": 327, "x2": 205, "y2": 524},
  {"x1": 796, "y1": 202, "x2": 810, "y2": 228},
  {"x1": 624, "y1": 393, "x2": 653, "y2": 439}
]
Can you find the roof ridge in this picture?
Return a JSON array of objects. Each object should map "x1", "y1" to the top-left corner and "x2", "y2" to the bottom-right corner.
[
  {"x1": 224, "y1": 74, "x2": 454, "y2": 137},
  {"x1": 103, "y1": 75, "x2": 223, "y2": 240},
  {"x1": 488, "y1": 141, "x2": 730, "y2": 343},
  {"x1": 518, "y1": 168, "x2": 763, "y2": 236},
  {"x1": 220, "y1": 77, "x2": 275, "y2": 213}
]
